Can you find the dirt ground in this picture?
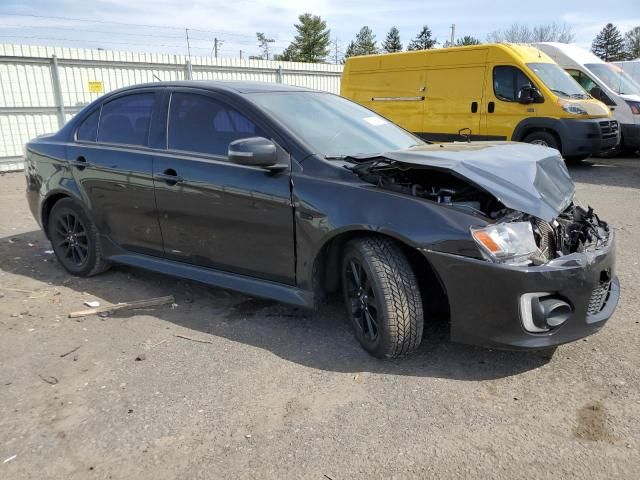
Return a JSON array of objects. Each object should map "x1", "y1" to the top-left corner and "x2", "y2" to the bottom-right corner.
[{"x1": 1, "y1": 158, "x2": 639, "y2": 479}]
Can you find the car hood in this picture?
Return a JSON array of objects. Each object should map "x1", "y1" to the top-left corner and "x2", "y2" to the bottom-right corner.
[{"x1": 376, "y1": 141, "x2": 575, "y2": 222}]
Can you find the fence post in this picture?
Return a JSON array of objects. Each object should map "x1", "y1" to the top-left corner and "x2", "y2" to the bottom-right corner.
[
  {"x1": 276, "y1": 66, "x2": 283, "y2": 83},
  {"x1": 50, "y1": 55, "x2": 66, "y2": 128},
  {"x1": 185, "y1": 60, "x2": 193, "y2": 80}
]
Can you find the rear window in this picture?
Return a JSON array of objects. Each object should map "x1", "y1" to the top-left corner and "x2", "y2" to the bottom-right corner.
[
  {"x1": 97, "y1": 93, "x2": 154, "y2": 146},
  {"x1": 168, "y1": 92, "x2": 265, "y2": 157},
  {"x1": 76, "y1": 109, "x2": 99, "y2": 142}
]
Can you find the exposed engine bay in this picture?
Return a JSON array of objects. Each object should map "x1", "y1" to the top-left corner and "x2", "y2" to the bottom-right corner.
[{"x1": 349, "y1": 159, "x2": 610, "y2": 264}]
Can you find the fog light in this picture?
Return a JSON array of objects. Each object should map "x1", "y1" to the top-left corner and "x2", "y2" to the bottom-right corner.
[{"x1": 520, "y1": 293, "x2": 572, "y2": 333}]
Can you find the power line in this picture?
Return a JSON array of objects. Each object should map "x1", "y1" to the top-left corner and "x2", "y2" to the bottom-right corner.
[{"x1": 0, "y1": 11, "x2": 287, "y2": 41}]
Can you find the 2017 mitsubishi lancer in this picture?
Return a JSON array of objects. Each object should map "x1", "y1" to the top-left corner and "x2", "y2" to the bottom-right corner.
[{"x1": 24, "y1": 81, "x2": 619, "y2": 358}]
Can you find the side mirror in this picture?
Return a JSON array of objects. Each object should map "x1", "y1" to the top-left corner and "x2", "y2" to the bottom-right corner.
[
  {"x1": 228, "y1": 137, "x2": 280, "y2": 169},
  {"x1": 518, "y1": 86, "x2": 544, "y2": 104},
  {"x1": 590, "y1": 86, "x2": 603, "y2": 100}
]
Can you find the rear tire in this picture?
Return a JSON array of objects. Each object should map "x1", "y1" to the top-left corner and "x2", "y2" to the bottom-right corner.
[
  {"x1": 341, "y1": 237, "x2": 424, "y2": 358},
  {"x1": 523, "y1": 131, "x2": 560, "y2": 151},
  {"x1": 48, "y1": 198, "x2": 110, "y2": 277}
]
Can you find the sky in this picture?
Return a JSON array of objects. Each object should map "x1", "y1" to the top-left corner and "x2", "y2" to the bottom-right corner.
[{"x1": 0, "y1": 0, "x2": 638, "y2": 61}]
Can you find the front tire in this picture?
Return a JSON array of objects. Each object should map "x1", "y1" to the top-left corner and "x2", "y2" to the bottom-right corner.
[
  {"x1": 523, "y1": 131, "x2": 560, "y2": 151},
  {"x1": 48, "y1": 198, "x2": 110, "y2": 277},
  {"x1": 341, "y1": 237, "x2": 424, "y2": 358}
]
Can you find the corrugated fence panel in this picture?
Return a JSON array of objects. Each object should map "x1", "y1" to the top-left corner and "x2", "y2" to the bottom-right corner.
[{"x1": 0, "y1": 43, "x2": 343, "y2": 170}]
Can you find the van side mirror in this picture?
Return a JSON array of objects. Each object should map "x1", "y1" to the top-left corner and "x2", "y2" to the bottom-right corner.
[
  {"x1": 518, "y1": 86, "x2": 544, "y2": 104},
  {"x1": 228, "y1": 137, "x2": 281, "y2": 170},
  {"x1": 590, "y1": 86, "x2": 603, "y2": 100}
]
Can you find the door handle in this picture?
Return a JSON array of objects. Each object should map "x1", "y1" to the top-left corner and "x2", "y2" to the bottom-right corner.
[
  {"x1": 155, "y1": 169, "x2": 183, "y2": 185},
  {"x1": 471, "y1": 101, "x2": 478, "y2": 113},
  {"x1": 488, "y1": 101, "x2": 495, "y2": 113},
  {"x1": 69, "y1": 156, "x2": 92, "y2": 169}
]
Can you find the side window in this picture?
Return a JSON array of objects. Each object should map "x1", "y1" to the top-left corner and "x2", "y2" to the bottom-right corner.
[
  {"x1": 567, "y1": 69, "x2": 597, "y2": 92},
  {"x1": 97, "y1": 93, "x2": 154, "y2": 146},
  {"x1": 168, "y1": 92, "x2": 266, "y2": 157},
  {"x1": 76, "y1": 109, "x2": 99, "y2": 142},
  {"x1": 493, "y1": 66, "x2": 533, "y2": 102}
]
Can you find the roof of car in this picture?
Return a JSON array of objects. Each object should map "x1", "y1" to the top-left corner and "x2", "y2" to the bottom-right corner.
[{"x1": 114, "y1": 80, "x2": 318, "y2": 94}]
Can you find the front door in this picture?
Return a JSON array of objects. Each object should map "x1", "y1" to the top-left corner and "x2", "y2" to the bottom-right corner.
[
  {"x1": 483, "y1": 65, "x2": 539, "y2": 140},
  {"x1": 67, "y1": 90, "x2": 164, "y2": 256},
  {"x1": 153, "y1": 90, "x2": 295, "y2": 284}
]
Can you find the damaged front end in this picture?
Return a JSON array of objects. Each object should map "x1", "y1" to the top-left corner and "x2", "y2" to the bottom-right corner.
[{"x1": 345, "y1": 144, "x2": 619, "y2": 348}]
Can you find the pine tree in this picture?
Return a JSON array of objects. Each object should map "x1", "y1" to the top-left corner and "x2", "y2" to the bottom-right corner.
[
  {"x1": 625, "y1": 26, "x2": 640, "y2": 59},
  {"x1": 407, "y1": 25, "x2": 436, "y2": 51},
  {"x1": 455, "y1": 36, "x2": 481, "y2": 46},
  {"x1": 256, "y1": 32, "x2": 275, "y2": 60},
  {"x1": 591, "y1": 23, "x2": 627, "y2": 61},
  {"x1": 344, "y1": 26, "x2": 378, "y2": 58},
  {"x1": 382, "y1": 26, "x2": 402, "y2": 53},
  {"x1": 275, "y1": 13, "x2": 330, "y2": 63}
]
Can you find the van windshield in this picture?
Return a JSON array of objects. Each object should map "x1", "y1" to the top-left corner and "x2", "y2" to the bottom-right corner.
[
  {"x1": 527, "y1": 62, "x2": 589, "y2": 99},
  {"x1": 585, "y1": 63, "x2": 640, "y2": 95},
  {"x1": 249, "y1": 91, "x2": 423, "y2": 158}
]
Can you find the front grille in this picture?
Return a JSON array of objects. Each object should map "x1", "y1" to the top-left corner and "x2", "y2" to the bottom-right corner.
[
  {"x1": 599, "y1": 120, "x2": 619, "y2": 140},
  {"x1": 587, "y1": 281, "x2": 611, "y2": 315}
]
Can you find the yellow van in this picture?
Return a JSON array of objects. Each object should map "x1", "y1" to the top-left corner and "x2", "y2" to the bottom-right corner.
[{"x1": 341, "y1": 44, "x2": 619, "y2": 161}]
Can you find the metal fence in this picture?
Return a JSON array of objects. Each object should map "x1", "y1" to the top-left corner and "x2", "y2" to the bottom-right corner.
[{"x1": 0, "y1": 43, "x2": 344, "y2": 171}]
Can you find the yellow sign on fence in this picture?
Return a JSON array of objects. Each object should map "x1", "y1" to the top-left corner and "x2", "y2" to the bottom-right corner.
[{"x1": 88, "y1": 81, "x2": 104, "y2": 93}]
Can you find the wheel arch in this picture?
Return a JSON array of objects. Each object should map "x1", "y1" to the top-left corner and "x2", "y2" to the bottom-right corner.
[
  {"x1": 309, "y1": 229, "x2": 450, "y2": 318},
  {"x1": 41, "y1": 187, "x2": 86, "y2": 238},
  {"x1": 512, "y1": 117, "x2": 564, "y2": 151}
]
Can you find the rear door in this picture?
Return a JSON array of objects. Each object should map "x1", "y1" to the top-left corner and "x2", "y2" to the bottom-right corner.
[
  {"x1": 66, "y1": 89, "x2": 164, "y2": 256},
  {"x1": 153, "y1": 89, "x2": 295, "y2": 284},
  {"x1": 422, "y1": 49, "x2": 487, "y2": 140}
]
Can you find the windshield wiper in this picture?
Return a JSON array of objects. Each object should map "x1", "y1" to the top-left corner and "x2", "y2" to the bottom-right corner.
[
  {"x1": 550, "y1": 88, "x2": 570, "y2": 97},
  {"x1": 325, "y1": 153, "x2": 383, "y2": 161}
]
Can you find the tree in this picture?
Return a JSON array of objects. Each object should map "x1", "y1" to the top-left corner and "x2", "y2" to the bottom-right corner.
[
  {"x1": 344, "y1": 26, "x2": 378, "y2": 58},
  {"x1": 591, "y1": 23, "x2": 626, "y2": 61},
  {"x1": 625, "y1": 26, "x2": 640, "y2": 59},
  {"x1": 487, "y1": 22, "x2": 574, "y2": 43},
  {"x1": 275, "y1": 13, "x2": 330, "y2": 63},
  {"x1": 407, "y1": 25, "x2": 436, "y2": 51},
  {"x1": 256, "y1": 32, "x2": 275, "y2": 60},
  {"x1": 382, "y1": 26, "x2": 402, "y2": 53},
  {"x1": 455, "y1": 36, "x2": 481, "y2": 46}
]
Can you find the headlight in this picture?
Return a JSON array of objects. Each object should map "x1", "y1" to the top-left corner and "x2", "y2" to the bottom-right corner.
[
  {"x1": 560, "y1": 102, "x2": 588, "y2": 115},
  {"x1": 470, "y1": 222, "x2": 538, "y2": 266},
  {"x1": 626, "y1": 100, "x2": 640, "y2": 115}
]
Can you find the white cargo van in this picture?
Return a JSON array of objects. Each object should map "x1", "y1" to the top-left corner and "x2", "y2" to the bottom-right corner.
[{"x1": 535, "y1": 43, "x2": 640, "y2": 153}]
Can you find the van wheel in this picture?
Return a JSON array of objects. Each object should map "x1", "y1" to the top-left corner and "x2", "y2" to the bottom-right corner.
[
  {"x1": 523, "y1": 131, "x2": 559, "y2": 151},
  {"x1": 565, "y1": 155, "x2": 590, "y2": 164},
  {"x1": 341, "y1": 237, "x2": 424, "y2": 358},
  {"x1": 48, "y1": 198, "x2": 110, "y2": 277}
]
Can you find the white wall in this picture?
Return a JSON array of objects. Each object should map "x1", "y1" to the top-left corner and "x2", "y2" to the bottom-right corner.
[{"x1": 0, "y1": 43, "x2": 343, "y2": 168}]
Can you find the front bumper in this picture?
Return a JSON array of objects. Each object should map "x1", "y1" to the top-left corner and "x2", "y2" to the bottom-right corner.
[
  {"x1": 557, "y1": 118, "x2": 620, "y2": 157},
  {"x1": 620, "y1": 123, "x2": 640, "y2": 149},
  {"x1": 422, "y1": 233, "x2": 619, "y2": 350}
]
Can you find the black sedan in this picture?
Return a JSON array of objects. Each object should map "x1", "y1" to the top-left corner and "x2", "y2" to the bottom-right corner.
[{"x1": 24, "y1": 81, "x2": 619, "y2": 358}]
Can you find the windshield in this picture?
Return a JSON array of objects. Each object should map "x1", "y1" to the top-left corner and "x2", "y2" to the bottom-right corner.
[
  {"x1": 527, "y1": 62, "x2": 589, "y2": 98},
  {"x1": 586, "y1": 63, "x2": 640, "y2": 95},
  {"x1": 249, "y1": 91, "x2": 423, "y2": 157}
]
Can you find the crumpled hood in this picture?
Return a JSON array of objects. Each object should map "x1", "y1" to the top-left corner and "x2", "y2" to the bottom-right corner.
[{"x1": 378, "y1": 142, "x2": 575, "y2": 222}]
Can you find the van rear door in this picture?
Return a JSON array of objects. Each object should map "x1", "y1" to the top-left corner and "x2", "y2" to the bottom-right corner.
[{"x1": 422, "y1": 49, "x2": 488, "y2": 141}]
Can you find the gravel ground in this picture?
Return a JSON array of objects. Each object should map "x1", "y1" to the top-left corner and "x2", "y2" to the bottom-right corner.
[{"x1": 1, "y1": 158, "x2": 639, "y2": 479}]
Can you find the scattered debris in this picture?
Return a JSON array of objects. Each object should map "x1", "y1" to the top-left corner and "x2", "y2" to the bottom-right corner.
[
  {"x1": 3, "y1": 454, "x2": 17, "y2": 464},
  {"x1": 174, "y1": 334, "x2": 213, "y2": 344},
  {"x1": 68, "y1": 295, "x2": 175, "y2": 318},
  {"x1": 1, "y1": 287, "x2": 36, "y2": 294},
  {"x1": 83, "y1": 300, "x2": 101, "y2": 308},
  {"x1": 150, "y1": 338, "x2": 168, "y2": 349},
  {"x1": 135, "y1": 353, "x2": 146, "y2": 361},
  {"x1": 38, "y1": 374, "x2": 58, "y2": 385},
  {"x1": 60, "y1": 346, "x2": 81, "y2": 358},
  {"x1": 44, "y1": 249, "x2": 54, "y2": 255}
]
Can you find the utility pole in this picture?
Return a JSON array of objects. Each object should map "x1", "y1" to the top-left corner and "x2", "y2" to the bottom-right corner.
[
  {"x1": 239, "y1": 50, "x2": 243, "y2": 60},
  {"x1": 332, "y1": 38, "x2": 340, "y2": 64},
  {"x1": 212, "y1": 37, "x2": 223, "y2": 58},
  {"x1": 450, "y1": 24, "x2": 455, "y2": 46},
  {"x1": 185, "y1": 28, "x2": 192, "y2": 60}
]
